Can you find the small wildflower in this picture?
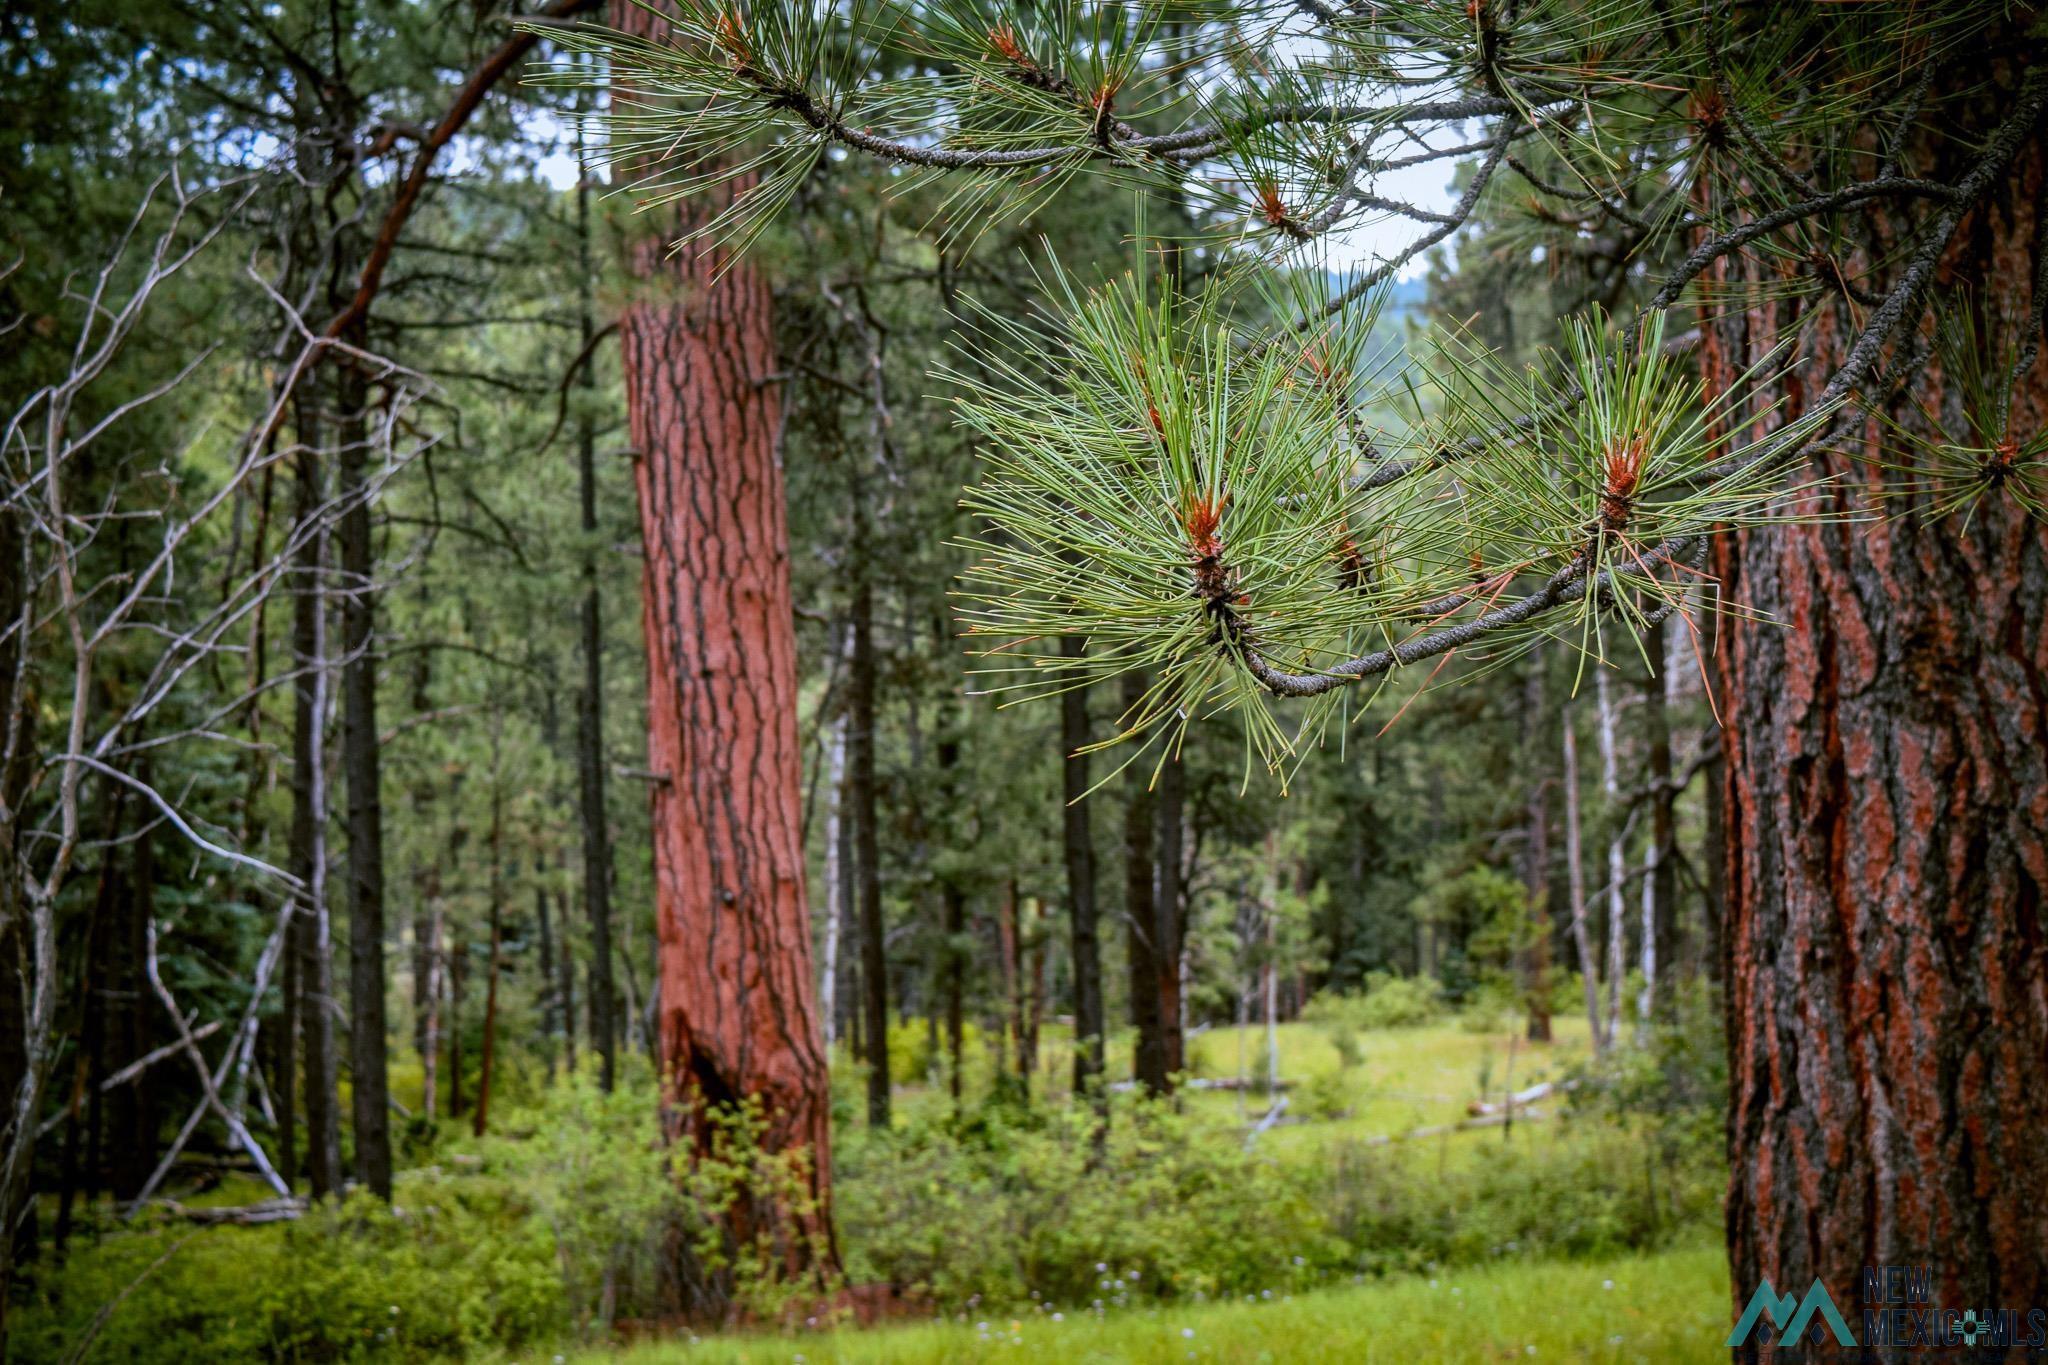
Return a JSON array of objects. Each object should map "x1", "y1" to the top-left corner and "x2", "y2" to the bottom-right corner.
[{"x1": 1182, "y1": 1327, "x2": 1196, "y2": 1339}]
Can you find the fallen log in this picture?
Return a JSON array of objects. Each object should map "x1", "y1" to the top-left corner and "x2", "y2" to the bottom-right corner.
[
  {"x1": 1467, "y1": 1080, "x2": 1555, "y2": 1117},
  {"x1": 144, "y1": 1197, "x2": 304, "y2": 1226},
  {"x1": 1362, "y1": 1107, "x2": 1551, "y2": 1146}
]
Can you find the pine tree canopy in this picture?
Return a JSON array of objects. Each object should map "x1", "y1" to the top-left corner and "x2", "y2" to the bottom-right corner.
[{"x1": 532, "y1": 0, "x2": 2048, "y2": 780}]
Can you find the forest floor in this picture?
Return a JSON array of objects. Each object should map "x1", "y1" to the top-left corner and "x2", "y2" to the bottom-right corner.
[{"x1": 578, "y1": 1242, "x2": 1728, "y2": 1364}]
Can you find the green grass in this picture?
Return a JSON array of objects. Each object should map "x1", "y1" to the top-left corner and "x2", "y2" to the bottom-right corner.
[
  {"x1": 578, "y1": 1243, "x2": 1729, "y2": 1364},
  {"x1": 879, "y1": 1013, "x2": 1597, "y2": 1168}
]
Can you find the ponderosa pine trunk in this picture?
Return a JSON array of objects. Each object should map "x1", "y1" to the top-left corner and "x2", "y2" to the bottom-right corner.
[
  {"x1": 1715, "y1": 53, "x2": 2048, "y2": 1329},
  {"x1": 611, "y1": 0, "x2": 833, "y2": 1265}
]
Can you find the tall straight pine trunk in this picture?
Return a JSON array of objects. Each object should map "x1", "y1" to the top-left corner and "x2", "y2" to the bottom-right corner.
[
  {"x1": 1713, "y1": 57, "x2": 2048, "y2": 1321},
  {"x1": 611, "y1": 0, "x2": 833, "y2": 1260}
]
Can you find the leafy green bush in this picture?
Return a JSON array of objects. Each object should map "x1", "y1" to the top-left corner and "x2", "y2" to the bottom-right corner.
[
  {"x1": 1567, "y1": 979, "x2": 1729, "y2": 1184},
  {"x1": 836, "y1": 1094, "x2": 1340, "y2": 1310},
  {"x1": 10, "y1": 1178, "x2": 561, "y2": 1364},
  {"x1": 1303, "y1": 972, "x2": 1444, "y2": 1031},
  {"x1": 474, "y1": 1069, "x2": 683, "y2": 1334},
  {"x1": 1321, "y1": 1118, "x2": 1717, "y2": 1276}
]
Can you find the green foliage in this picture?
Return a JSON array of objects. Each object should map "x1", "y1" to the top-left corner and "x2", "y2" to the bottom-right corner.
[
  {"x1": 835, "y1": 1079, "x2": 1716, "y2": 1315},
  {"x1": 475, "y1": 1068, "x2": 684, "y2": 1333},
  {"x1": 1320, "y1": 1120, "x2": 1720, "y2": 1276},
  {"x1": 951, "y1": 261, "x2": 1416, "y2": 780},
  {"x1": 837, "y1": 1094, "x2": 1341, "y2": 1308},
  {"x1": 1567, "y1": 980, "x2": 1730, "y2": 1179},
  {"x1": 11, "y1": 1182, "x2": 562, "y2": 1364},
  {"x1": 1303, "y1": 971, "x2": 1444, "y2": 1031}
]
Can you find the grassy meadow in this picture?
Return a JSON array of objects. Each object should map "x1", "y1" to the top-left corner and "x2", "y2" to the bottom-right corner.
[{"x1": 583, "y1": 1244, "x2": 1729, "y2": 1365}]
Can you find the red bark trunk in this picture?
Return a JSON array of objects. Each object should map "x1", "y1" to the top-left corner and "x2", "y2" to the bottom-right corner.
[
  {"x1": 1714, "y1": 67, "x2": 2048, "y2": 1325},
  {"x1": 611, "y1": 0, "x2": 833, "y2": 1270}
]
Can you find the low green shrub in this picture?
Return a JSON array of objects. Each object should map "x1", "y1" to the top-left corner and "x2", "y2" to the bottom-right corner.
[
  {"x1": 9, "y1": 1177, "x2": 561, "y2": 1364},
  {"x1": 835, "y1": 1094, "x2": 1341, "y2": 1310},
  {"x1": 1302, "y1": 971, "x2": 1444, "y2": 1031}
]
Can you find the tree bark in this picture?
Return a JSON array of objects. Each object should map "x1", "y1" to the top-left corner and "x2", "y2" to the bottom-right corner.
[
  {"x1": 1561, "y1": 708, "x2": 1603, "y2": 1052},
  {"x1": 820, "y1": 701, "x2": 847, "y2": 1048},
  {"x1": 611, "y1": 0, "x2": 833, "y2": 1262},
  {"x1": 849, "y1": 569, "x2": 889, "y2": 1127},
  {"x1": 289, "y1": 439, "x2": 343, "y2": 1199},
  {"x1": 1593, "y1": 669, "x2": 1627, "y2": 1045},
  {"x1": 1122, "y1": 673, "x2": 1168, "y2": 1094},
  {"x1": 1639, "y1": 626, "x2": 1675, "y2": 1022},
  {"x1": 998, "y1": 878, "x2": 1027, "y2": 1093},
  {"x1": 1060, "y1": 637, "x2": 1105, "y2": 1100},
  {"x1": 1716, "y1": 69, "x2": 2048, "y2": 1327},
  {"x1": 1155, "y1": 749, "x2": 1186, "y2": 1077},
  {"x1": 334, "y1": 363, "x2": 392, "y2": 1200},
  {"x1": 1519, "y1": 654, "x2": 1554, "y2": 1043}
]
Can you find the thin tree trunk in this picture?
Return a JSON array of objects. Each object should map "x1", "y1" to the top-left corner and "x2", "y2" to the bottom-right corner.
[
  {"x1": 1593, "y1": 669, "x2": 1626, "y2": 1047},
  {"x1": 1560, "y1": 709, "x2": 1602, "y2": 1053},
  {"x1": 290, "y1": 440, "x2": 343, "y2": 1199},
  {"x1": 850, "y1": 571, "x2": 889, "y2": 1128},
  {"x1": 420, "y1": 897, "x2": 441, "y2": 1121},
  {"x1": 573, "y1": 102, "x2": 617, "y2": 1095},
  {"x1": 473, "y1": 731, "x2": 505, "y2": 1138},
  {"x1": 944, "y1": 882, "x2": 966, "y2": 1106},
  {"x1": 819, "y1": 707, "x2": 847, "y2": 1048},
  {"x1": 937, "y1": 725, "x2": 966, "y2": 1107},
  {"x1": 1059, "y1": 637, "x2": 1104, "y2": 1101},
  {"x1": 1519, "y1": 656, "x2": 1553, "y2": 1042},
  {"x1": 998, "y1": 878, "x2": 1025, "y2": 1092},
  {"x1": 556, "y1": 853, "x2": 577, "y2": 1077},
  {"x1": 446, "y1": 927, "x2": 465, "y2": 1119},
  {"x1": 1122, "y1": 673, "x2": 1167, "y2": 1094},
  {"x1": 1023, "y1": 896, "x2": 1046, "y2": 1086},
  {"x1": 276, "y1": 857, "x2": 298, "y2": 1187},
  {"x1": 612, "y1": 0, "x2": 833, "y2": 1272},
  {"x1": 536, "y1": 866, "x2": 556, "y2": 1083},
  {"x1": 1155, "y1": 749, "x2": 1185, "y2": 1078},
  {"x1": 334, "y1": 361, "x2": 391, "y2": 1201},
  {"x1": 1639, "y1": 623, "x2": 1675, "y2": 1023}
]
